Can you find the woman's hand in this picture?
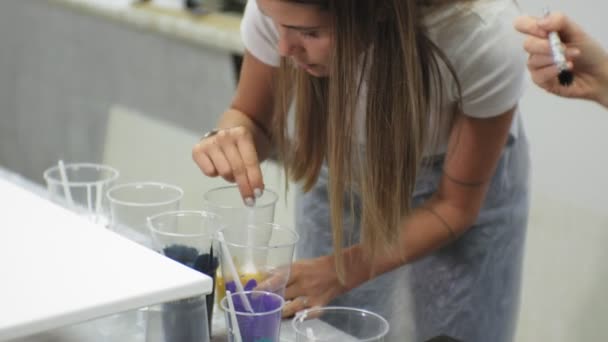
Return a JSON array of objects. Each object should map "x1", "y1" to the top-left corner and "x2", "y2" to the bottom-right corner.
[
  {"x1": 514, "y1": 12, "x2": 608, "y2": 107},
  {"x1": 192, "y1": 122, "x2": 268, "y2": 204},
  {"x1": 192, "y1": 50, "x2": 277, "y2": 202},
  {"x1": 281, "y1": 255, "x2": 348, "y2": 318}
]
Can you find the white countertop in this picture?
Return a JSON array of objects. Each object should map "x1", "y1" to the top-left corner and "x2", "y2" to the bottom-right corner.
[
  {"x1": 49, "y1": 0, "x2": 244, "y2": 54},
  {"x1": 0, "y1": 175, "x2": 213, "y2": 341}
]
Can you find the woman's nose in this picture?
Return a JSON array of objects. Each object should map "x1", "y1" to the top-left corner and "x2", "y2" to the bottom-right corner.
[{"x1": 277, "y1": 31, "x2": 297, "y2": 57}]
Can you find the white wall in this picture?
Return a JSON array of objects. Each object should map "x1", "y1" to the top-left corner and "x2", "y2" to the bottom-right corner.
[{"x1": 516, "y1": 0, "x2": 608, "y2": 340}]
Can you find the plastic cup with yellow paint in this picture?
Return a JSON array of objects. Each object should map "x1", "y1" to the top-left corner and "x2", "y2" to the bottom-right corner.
[{"x1": 215, "y1": 222, "x2": 299, "y2": 308}]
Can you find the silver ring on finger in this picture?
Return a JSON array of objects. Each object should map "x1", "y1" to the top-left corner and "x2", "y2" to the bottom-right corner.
[
  {"x1": 200, "y1": 128, "x2": 220, "y2": 141},
  {"x1": 299, "y1": 296, "x2": 310, "y2": 308}
]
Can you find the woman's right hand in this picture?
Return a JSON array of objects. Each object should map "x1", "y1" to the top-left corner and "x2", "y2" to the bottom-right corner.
[
  {"x1": 193, "y1": 51, "x2": 277, "y2": 202},
  {"x1": 192, "y1": 125, "x2": 266, "y2": 205},
  {"x1": 514, "y1": 12, "x2": 608, "y2": 107}
]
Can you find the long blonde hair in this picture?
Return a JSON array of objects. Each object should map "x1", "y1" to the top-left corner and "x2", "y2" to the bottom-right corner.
[{"x1": 273, "y1": 0, "x2": 469, "y2": 280}]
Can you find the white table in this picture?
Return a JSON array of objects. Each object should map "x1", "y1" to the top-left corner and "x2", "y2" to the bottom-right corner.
[{"x1": 0, "y1": 174, "x2": 213, "y2": 341}]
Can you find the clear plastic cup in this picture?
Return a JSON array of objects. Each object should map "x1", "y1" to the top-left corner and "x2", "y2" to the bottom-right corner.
[
  {"x1": 145, "y1": 295, "x2": 210, "y2": 342},
  {"x1": 220, "y1": 291, "x2": 284, "y2": 342},
  {"x1": 202, "y1": 185, "x2": 278, "y2": 227},
  {"x1": 43, "y1": 162, "x2": 119, "y2": 225},
  {"x1": 216, "y1": 222, "x2": 298, "y2": 307},
  {"x1": 147, "y1": 210, "x2": 223, "y2": 336},
  {"x1": 292, "y1": 307, "x2": 390, "y2": 341},
  {"x1": 202, "y1": 185, "x2": 281, "y2": 306},
  {"x1": 106, "y1": 182, "x2": 183, "y2": 247},
  {"x1": 94, "y1": 308, "x2": 146, "y2": 341}
]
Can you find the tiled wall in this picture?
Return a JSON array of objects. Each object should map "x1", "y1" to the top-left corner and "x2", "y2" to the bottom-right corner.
[{"x1": 0, "y1": 0, "x2": 236, "y2": 184}]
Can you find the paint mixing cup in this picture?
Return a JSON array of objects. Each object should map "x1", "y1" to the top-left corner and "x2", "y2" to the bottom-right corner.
[
  {"x1": 202, "y1": 185, "x2": 278, "y2": 227},
  {"x1": 147, "y1": 210, "x2": 222, "y2": 337},
  {"x1": 220, "y1": 291, "x2": 284, "y2": 342},
  {"x1": 106, "y1": 182, "x2": 183, "y2": 248},
  {"x1": 43, "y1": 162, "x2": 119, "y2": 225},
  {"x1": 202, "y1": 185, "x2": 280, "y2": 305},
  {"x1": 216, "y1": 223, "x2": 298, "y2": 306},
  {"x1": 292, "y1": 307, "x2": 390, "y2": 341},
  {"x1": 145, "y1": 295, "x2": 210, "y2": 342}
]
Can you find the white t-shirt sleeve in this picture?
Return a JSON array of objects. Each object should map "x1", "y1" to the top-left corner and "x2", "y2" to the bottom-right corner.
[
  {"x1": 440, "y1": 3, "x2": 527, "y2": 118},
  {"x1": 240, "y1": 0, "x2": 281, "y2": 67}
]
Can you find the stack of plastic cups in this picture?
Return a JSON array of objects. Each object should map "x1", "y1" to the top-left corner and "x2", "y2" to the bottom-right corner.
[{"x1": 101, "y1": 181, "x2": 184, "y2": 339}]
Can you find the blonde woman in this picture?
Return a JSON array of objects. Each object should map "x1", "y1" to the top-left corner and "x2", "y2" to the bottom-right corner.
[{"x1": 193, "y1": 0, "x2": 529, "y2": 340}]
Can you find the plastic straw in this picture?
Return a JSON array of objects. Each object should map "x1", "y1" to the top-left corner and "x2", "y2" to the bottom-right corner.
[
  {"x1": 95, "y1": 182, "x2": 103, "y2": 223},
  {"x1": 217, "y1": 231, "x2": 254, "y2": 312},
  {"x1": 306, "y1": 327, "x2": 317, "y2": 341},
  {"x1": 57, "y1": 160, "x2": 74, "y2": 207},
  {"x1": 86, "y1": 184, "x2": 93, "y2": 213},
  {"x1": 225, "y1": 290, "x2": 243, "y2": 342}
]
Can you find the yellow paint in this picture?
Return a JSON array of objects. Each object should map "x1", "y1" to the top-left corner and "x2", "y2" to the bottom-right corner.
[{"x1": 216, "y1": 271, "x2": 267, "y2": 306}]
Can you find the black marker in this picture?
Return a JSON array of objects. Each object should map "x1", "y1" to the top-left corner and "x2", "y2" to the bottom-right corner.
[{"x1": 544, "y1": 8, "x2": 574, "y2": 86}]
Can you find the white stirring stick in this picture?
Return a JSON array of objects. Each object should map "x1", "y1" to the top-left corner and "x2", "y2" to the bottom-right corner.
[
  {"x1": 57, "y1": 160, "x2": 74, "y2": 208},
  {"x1": 306, "y1": 327, "x2": 316, "y2": 342},
  {"x1": 242, "y1": 207, "x2": 258, "y2": 274},
  {"x1": 225, "y1": 290, "x2": 243, "y2": 342},
  {"x1": 86, "y1": 184, "x2": 93, "y2": 214},
  {"x1": 217, "y1": 231, "x2": 254, "y2": 313}
]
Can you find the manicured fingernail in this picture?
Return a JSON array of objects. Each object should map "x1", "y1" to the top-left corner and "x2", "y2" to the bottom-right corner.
[
  {"x1": 254, "y1": 188, "x2": 263, "y2": 198},
  {"x1": 245, "y1": 197, "x2": 255, "y2": 207},
  {"x1": 568, "y1": 48, "x2": 580, "y2": 56}
]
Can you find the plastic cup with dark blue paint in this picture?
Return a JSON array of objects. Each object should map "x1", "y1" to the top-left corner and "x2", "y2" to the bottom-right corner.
[
  {"x1": 148, "y1": 210, "x2": 223, "y2": 341},
  {"x1": 220, "y1": 291, "x2": 284, "y2": 342}
]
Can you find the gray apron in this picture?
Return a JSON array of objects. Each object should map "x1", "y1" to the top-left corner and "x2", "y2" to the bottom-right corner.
[{"x1": 295, "y1": 119, "x2": 530, "y2": 342}]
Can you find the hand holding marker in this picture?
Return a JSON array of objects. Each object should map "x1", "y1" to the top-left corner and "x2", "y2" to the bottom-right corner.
[{"x1": 515, "y1": 11, "x2": 608, "y2": 107}]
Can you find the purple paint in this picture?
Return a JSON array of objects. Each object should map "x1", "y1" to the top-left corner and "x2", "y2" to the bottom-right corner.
[{"x1": 223, "y1": 291, "x2": 284, "y2": 342}]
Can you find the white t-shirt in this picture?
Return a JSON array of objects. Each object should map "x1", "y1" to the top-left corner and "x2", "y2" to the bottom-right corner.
[{"x1": 240, "y1": 0, "x2": 527, "y2": 139}]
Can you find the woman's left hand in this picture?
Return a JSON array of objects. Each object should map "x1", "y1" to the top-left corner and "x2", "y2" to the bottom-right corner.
[{"x1": 281, "y1": 255, "x2": 347, "y2": 318}]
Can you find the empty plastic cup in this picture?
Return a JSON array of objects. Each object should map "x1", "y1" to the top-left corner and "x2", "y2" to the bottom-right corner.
[
  {"x1": 220, "y1": 291, "x2": 284, "y2": 342},
  {"x1": 292, "y1": 307, "x2": 390, "y2": 341},
  {"x1": 106, "y1": 182, "x2": 183, "y2": 247},
  {"x1": 202, "y1": 185, "x2": 278, "y2": 227},
  {"x1": 216, "y1": 222, "x2": 298, "y2": 306},
  {"x1": 43, "y1": 162, "x2": 119, "y2": 225}
]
